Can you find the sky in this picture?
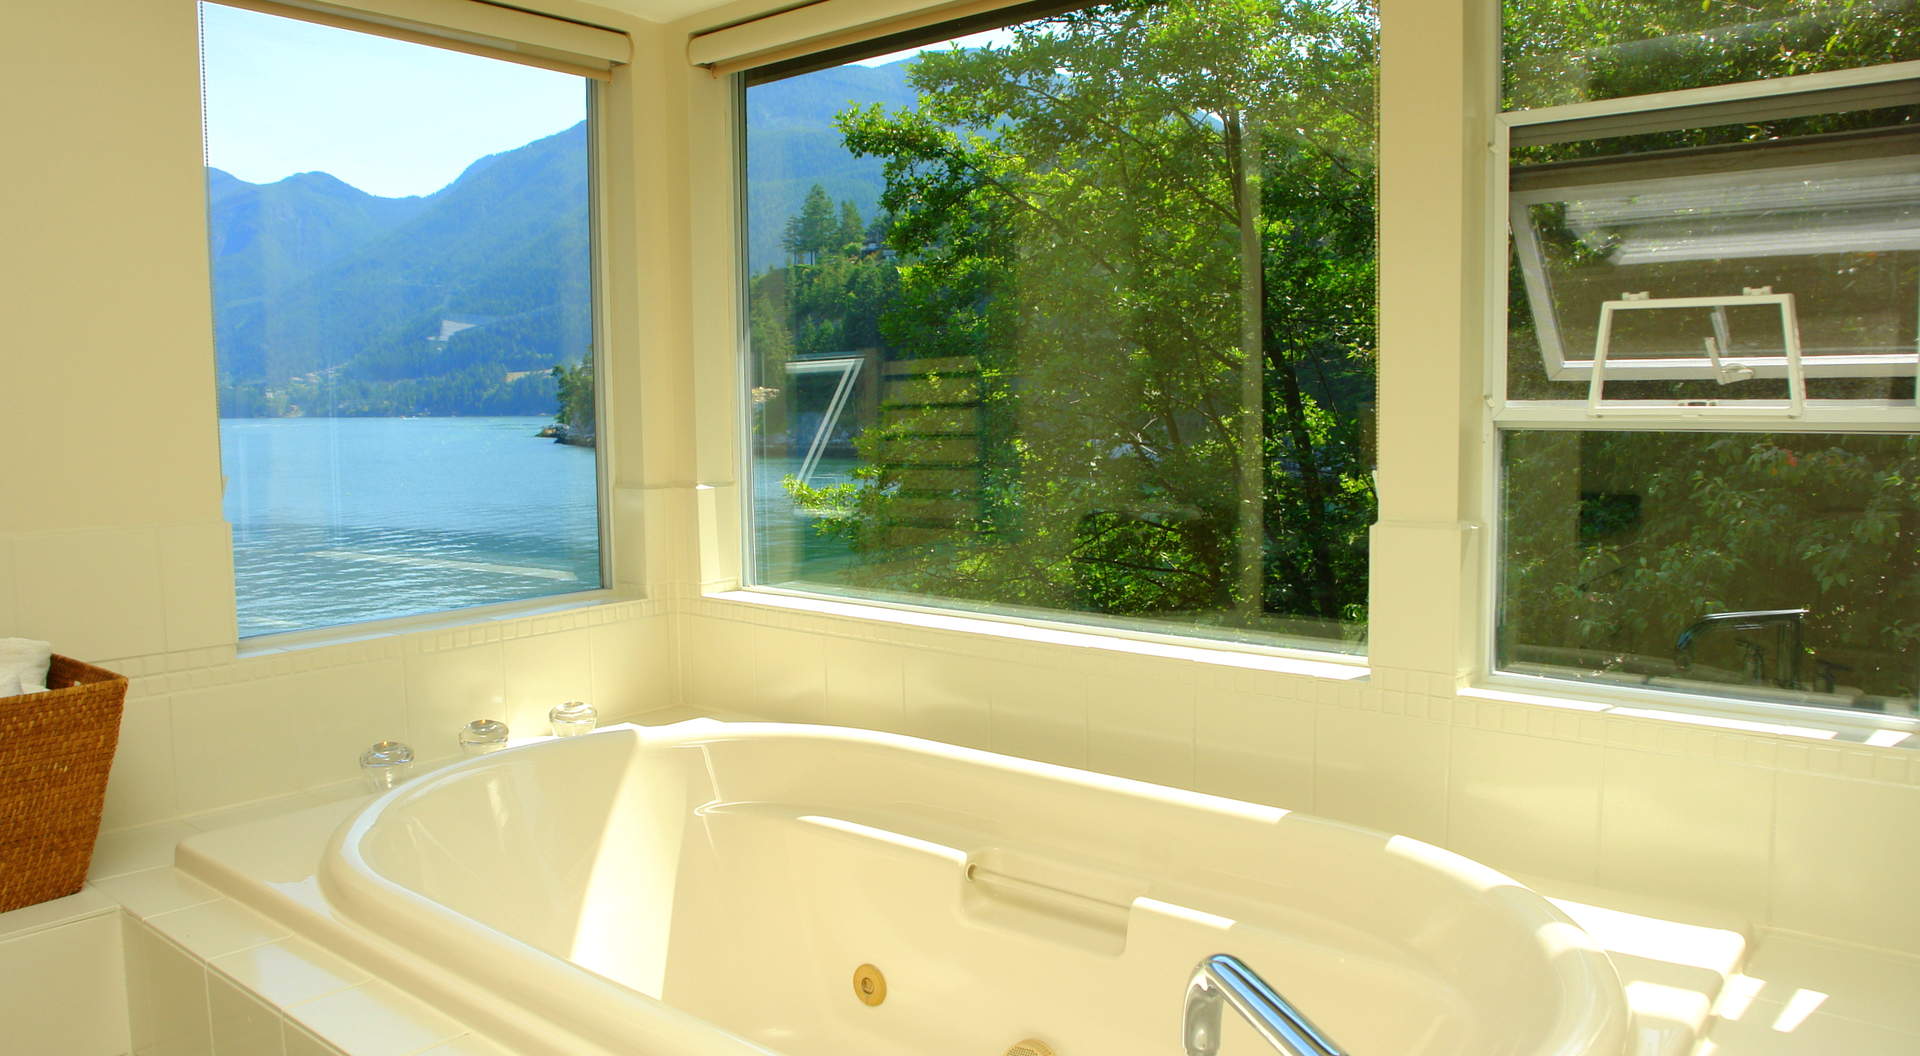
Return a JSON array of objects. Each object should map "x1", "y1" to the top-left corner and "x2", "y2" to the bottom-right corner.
[
  {"x1": 198, "y1": 5, "x2": 1009, "y2": 197},
  {"x1": 853, "y1": 27, "x2": 1019, "y2": 67},
  {"x1": 199, "y1": 3, "x2": 586, "y2": 198}
]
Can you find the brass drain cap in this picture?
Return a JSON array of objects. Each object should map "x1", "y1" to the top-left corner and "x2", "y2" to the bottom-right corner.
[
  {"x1": 852, "y1": 963, "x2": 886, "y2": 1006},
  {"x1": 1006, "y1": 1042, "x2": 1056, "y2": 1056}
]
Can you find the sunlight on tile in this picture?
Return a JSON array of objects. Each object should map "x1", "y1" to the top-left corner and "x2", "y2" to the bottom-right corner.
[
  {"x1": 1549, "y1": 899, "x2": 1746, "y2": 974},
  {"x1": 1771, "y1": 988, "x2": 1828, "y2": 1033},
  {"x1": 1712, "y1": 974, "x2": 1766, "y2": 1022},
  {"x1": 1608, "y1": 707, "x2": 1838, "y2": 740}
]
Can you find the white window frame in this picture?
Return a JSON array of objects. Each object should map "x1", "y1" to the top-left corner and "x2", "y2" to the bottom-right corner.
[{"x1": 1484, "y1": 59, "x2": 1920, "y2": 728}]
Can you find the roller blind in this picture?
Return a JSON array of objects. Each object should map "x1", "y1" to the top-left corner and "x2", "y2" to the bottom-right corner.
[
  {"x1": 213, "y1": 0, "x2": 631, "y2": 80},
  {"x1": 688, "y1": 0, "x2": 1042, "y2": 78}
]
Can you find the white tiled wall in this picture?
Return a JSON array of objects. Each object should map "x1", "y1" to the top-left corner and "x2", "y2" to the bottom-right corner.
[
  {"x1": 87, "y1": 601, "x2": 675, "y2": 832},
  {"x1": 0, "y1": 901, "x2": 128, "y2": 1056},
  {"x1": 676, "y1": 597, "x2": 1920, "y2": 958},
  {"x1": 105, "y1": 859, "x2": 516, "y2": 1056},
  {"x1": 121, "y1": 906, "x2": 494, "y2": 1056}
]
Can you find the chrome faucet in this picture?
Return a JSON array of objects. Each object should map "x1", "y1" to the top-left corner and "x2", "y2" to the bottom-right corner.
[{"x1": 1183, "y1": 954, "x2": 1347, "y2": 1056}]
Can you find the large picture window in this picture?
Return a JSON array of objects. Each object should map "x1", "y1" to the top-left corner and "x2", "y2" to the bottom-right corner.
[
  {"x1": 743, "y1": 0, "x2": 1378, "y2": 651},
  {"x1": 1496, "y1": 2, "x2": 1920, "y2": 716},
  {"x1": 200, "y1": 3, "x2": 604, "y2": 637}
]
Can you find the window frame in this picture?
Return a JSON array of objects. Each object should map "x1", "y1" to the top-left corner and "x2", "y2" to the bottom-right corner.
[
  {"x1": 200, "y1": 3, "x2": 622, "y2": 647},
  {"x1": 1482, "y1": 58, "x2": 1920, "y2": 727}
]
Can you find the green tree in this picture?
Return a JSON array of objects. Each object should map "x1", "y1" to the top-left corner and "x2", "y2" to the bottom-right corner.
[
  {"x1": 781, "y1": 186, "x2": 841, "y2": 265},
  {"x1": 551, "y1": 348, "x2": 596, "y2": 440}
]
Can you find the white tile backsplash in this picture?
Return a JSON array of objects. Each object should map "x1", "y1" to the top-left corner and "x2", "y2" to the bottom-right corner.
[
  {"x1": 902, "y1": 649, "x2": 992, "y2": 750},
  {"x1": 1449, "y1": 726, "x2": 1603, "y2": 883},
  {"x1": 503, "y1": 628, "x2": 593, "y2": 737},
  {"x1": 748, "y1": 625, "x2": 828, "y2": 723},
  {"x1": 1194, "y1": 691, "x2": 1314, "y2": 811},
  {"x1": 282, "y1": 659, "x2": 408, "y2": 792},
  {"x1": 1314, "y1": 703, "x2": 1451, "y2": 846},
  {"x1": 0, "y1": 910, "x2": 128, "y2": 1056},
  {"x1": 102, "y1": 693, "x2": 180, "y2": 830},
  {"x1": 822, "y1": 636, "x2": 907, "y2": 732},
  {"x1": 990, "y1": 662, "x2": 1090, "y2": 770},
  {"x1": 403, "y1": 642, "x2": 508, "y2": 763},
  {"x1": 1600, "y1": 748, "x2": 1776, "y2": 921},
  {"x1": 1085, "y1": 673, "x2": 1192, "y2": 788},
  {"x1": 170, "y1": 681, "x2": 299, "y2": 815},
  {"x1": 1772, "y1": 772, "x2": 1920, "y2": 952}
]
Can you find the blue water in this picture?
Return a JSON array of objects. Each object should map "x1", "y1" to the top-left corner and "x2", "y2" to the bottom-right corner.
[{"x1": 221, "y1": 417, "x2": 601, "y2": 637}]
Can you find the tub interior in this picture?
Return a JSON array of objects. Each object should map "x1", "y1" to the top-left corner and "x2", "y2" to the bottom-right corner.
[{"x1": 340, "y1": 724, "x2": 1621, "y2": 1056}]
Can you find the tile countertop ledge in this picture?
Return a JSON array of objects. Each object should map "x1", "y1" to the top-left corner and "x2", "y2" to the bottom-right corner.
[{"x1": 38, "y1": 759, "x2": 1920, "y2": 1056}]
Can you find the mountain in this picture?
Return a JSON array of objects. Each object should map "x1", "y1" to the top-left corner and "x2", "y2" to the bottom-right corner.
[
  {"x1": 745, "y1": 60, "x2": 917, "y2": 272},
  {"x1": 206, "y1": 57, "x2": 924, "y2": 415},
  {"x1": 206, "y1": 168, "x2": 427, "y2": 319},
  {"x1": 209, "y1": 122, "x2": 591, "y2": 411}
]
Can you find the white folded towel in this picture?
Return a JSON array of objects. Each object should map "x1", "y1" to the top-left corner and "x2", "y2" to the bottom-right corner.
[{"x1": 0, "y1": 638, "x2": 53, "y2": 696}]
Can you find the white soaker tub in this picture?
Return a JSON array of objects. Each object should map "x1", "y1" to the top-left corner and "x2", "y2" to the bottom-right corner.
[{"x1": 183, "y1": 721, "x2": 1630, "y2": 1056}]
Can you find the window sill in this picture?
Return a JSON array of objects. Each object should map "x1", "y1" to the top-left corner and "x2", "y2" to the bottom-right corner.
[
  {"x1": 703, "y1": 587, "x2": 1369, "y2": 682},
  {"x1": 234, "y1": 588, "x2": 638, "y2": 658},
  {"x1": 1468, "y1": 674, "x2": 1919, "y2": 749}
]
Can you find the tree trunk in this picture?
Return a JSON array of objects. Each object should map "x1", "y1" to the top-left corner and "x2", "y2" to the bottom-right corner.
[{"x1": 1226, "y1": 112, "x2": 1266, "y2": 621}]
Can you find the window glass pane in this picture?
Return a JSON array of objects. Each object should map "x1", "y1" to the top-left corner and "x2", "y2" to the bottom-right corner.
[
  {"x1": 1499, "y1": 429, "x2": 1920, "y2": 714},
  {"x1": 745, "y1": 1, "x2": 1378, "y2": 650},
  {"x1": 201, "y1": 4, "x2": 602, "y2": 637},
  {"x1": 1507, "y1": 105, "x2": 1920, "y2": 403},
  {"x1": 1503, "y1": 0, "x2": 1920, "y2": 111}
]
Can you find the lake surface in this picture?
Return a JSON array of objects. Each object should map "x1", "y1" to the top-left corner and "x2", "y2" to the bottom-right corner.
[{"x1": 221, "y1": 416, "x2": 602, "y2": 637}]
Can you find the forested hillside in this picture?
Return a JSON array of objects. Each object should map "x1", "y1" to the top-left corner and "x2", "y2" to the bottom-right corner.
[
  {"x1": 212, "y1": 59, "x2": 911, "y2": 419},
  {"x1": 210, "y1": 123, "x2": 591, "y2": 417},
  {"x1": 745, "y1": 60, "x2": 913, "y2": 272}
]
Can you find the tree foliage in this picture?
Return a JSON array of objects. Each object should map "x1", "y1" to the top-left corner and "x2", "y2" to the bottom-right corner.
[{"x1": 758, "y1": 0, "x2": 1378, "y2": 643}]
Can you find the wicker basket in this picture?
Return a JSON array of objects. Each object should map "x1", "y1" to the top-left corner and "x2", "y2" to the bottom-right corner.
[{"x1": 0, "y1": 655, "x2": 126, "y2": 912}]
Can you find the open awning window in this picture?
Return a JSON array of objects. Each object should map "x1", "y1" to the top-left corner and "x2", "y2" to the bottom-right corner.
[{"x1": 1510, "y1": 97, "x2": 1920, "y2": 399}]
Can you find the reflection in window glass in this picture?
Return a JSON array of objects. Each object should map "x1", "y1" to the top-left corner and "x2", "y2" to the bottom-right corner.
[
  {"x1": 1503, "y1": 0, "x2": 1920, "y2": 111},
  {"x1": 1500, "y1": 430, "x2": 1920, "y2": 713},
  {"x1": 1507, "y1": 106, "x2": 1920, "y2": 403},
  {"x1": 745, "y1": 1, "x2": 1378, "y2": 650},
  {"x1": 202, "y1": 5, "x2": 602, "y2": 637}
]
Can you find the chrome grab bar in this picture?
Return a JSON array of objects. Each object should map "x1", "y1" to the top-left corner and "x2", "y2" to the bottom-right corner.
[{"x1": 1183, "y1": 954, "x2": 1347, "y2": 1056}]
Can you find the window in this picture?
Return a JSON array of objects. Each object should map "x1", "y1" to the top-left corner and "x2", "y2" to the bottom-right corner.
[
  {"x1": 200, "y1": 3, "x2": 605, "y2": 637},
  {"x1": 742, "y1": 0, "x2": 1378, "y2": 652},
  {"x1": 1496, "y1": 3, "x2": 1920, "y2": 716}
]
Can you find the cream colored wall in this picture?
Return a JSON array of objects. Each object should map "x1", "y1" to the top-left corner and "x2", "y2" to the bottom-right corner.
[
  {"x1": 664, "y1": 0, "x2": 1920, "y2": 959},
  {"x1": 1, "y1": 0, "x2": 680, "y2": 832}
]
